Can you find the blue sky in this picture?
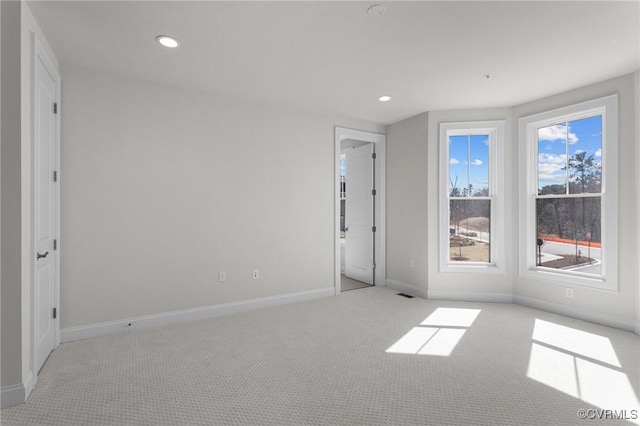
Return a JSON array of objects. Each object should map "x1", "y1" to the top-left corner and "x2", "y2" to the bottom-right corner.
[
  {"x1": 537, "y1": 115, "x2": 602, "y2": 191},
  {"x1": 449, "y1": 134, "x2": 489, "y2": 196}
]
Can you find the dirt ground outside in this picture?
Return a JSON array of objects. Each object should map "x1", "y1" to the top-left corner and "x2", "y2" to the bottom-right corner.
[
  {"x1": 449, "y1": 236, "x2": 490, "y2": 262},
  {"x1": 459, "y1": 217, "x2": 489, "y2": 232},
  {"x1": 540, "y1": 256, "x2": 596, "y2": 269}
]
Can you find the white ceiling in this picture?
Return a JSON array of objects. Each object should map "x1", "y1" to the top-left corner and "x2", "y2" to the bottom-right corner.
[{"x1": 28, "y1": 1, "x2": 640, "y2": 126}]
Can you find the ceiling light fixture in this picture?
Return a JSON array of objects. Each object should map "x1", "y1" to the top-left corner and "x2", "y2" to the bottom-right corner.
[
  {"x1": 378, "y1": 95, "x2": 391, "y2": 102},
  {"x1": 156, "y1": 35, "x2": 179, "y2": 48}
]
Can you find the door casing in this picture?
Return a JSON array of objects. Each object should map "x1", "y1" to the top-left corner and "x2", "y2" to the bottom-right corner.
[{"x1": 334, "y1": 127, "x2": 386, "y2": 294}]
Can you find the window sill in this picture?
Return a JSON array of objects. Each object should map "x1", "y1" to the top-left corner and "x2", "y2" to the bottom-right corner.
[
  {"x1": 520, "y1": 267, "x2": 617, "y2": 292},
  {"x1": 440, "y1": 262, "x2": 505, "y2": 274}
]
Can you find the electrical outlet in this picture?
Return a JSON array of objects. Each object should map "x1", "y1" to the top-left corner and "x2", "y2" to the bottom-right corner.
[
  {"x1": 252, "y1": 269, "x2": 259, "y2": 279},
  {"x1": 408, "y1": 259, "x2": 414, "y2": 269},
  {"x1": 218, "y1": 271, "x2": 226, "y2": 282},
  {"x1": 565, "y1": 288, "x2": 574, "y2": 298}
]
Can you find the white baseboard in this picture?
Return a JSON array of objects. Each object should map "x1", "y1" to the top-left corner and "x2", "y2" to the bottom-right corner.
[
  {"x1": 23, "y1": 371, "x2": 34, "y2": 402},
  {"x1": 61, "y1": 287, "x2": 335, "y2": 343},
  {"x1": 514, "y1": 295, "x2": 637, "y2": 333},
  {"x1": 428, "y1": 289, "x2": 513, "y2": 304},
  {"x1": 1, "y1": 370, "x2": 33, "y2": 409},
  {"x1": 1, "y1": 383, "x2": 25, "y2": 409},
  {"x1": 385, "y1": 279, "x2": 428, "y2": 299}
]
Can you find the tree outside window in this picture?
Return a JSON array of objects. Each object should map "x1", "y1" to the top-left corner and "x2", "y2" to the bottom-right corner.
[
  {"x1": 535, "y1": 115, "x2": 603, "y2": 274},
  {"x1": 448, "y1": 134, "x2": 491, "y2": 263}
]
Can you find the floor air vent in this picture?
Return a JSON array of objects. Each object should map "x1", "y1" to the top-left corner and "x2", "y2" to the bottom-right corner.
[{"x1": 396, "y1": 293, "x2": 414, "y2": 299}]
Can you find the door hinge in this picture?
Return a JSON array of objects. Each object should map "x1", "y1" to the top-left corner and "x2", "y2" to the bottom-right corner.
[
  {"x1": 372, "y1": 152, "x2": 377, "y2": 159},
  {"x1": 53, "y1": 239, "x2": 57, "y2": 250},
  {"x1": 53, "y1": 171, "x2": 58, "y2": 182},
  {"x1": 53, "y1": 308, "x2": 57, "y2": 319},
  {"x1": 373, "y1": 262, "x2": 377, "y2": 269},
  {"x1": 372, "y1": 226, "x2": 377, "y2": 233},
  {"x1": 371, "y1": 189, "x2": 377, "y2": 196},
  {"x1": 53, "y1": 103, "x2": 58, "y2": 114}
]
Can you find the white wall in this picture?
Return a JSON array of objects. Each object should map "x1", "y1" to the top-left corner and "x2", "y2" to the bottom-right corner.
[
  {"x1": 386, "y1": 108, "x2": 514, "y2": 301},
  {"x1": 513, "y1": 74, "x2": 638, "y2": 330},
  {"x1": 636, "y1": 71, "x2": 640, "y2": 334},
  {"x1": 385, "y1": 113, "x2": 429, "y2": 296},
  {"x1": 60, "y1": 64, "x2": 383, "y2": 329},
  {"x1": 385, "y1": 74, "x2": 638, "y2": 331},
  {"x1": 386, "y1": 109, "x2": 513, "y2": 300},
  {"x1": 427, "y1": 108, "x2": 513, "y2": 301}
]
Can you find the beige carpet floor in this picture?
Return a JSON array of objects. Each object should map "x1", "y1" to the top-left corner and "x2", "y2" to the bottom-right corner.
[{"x1": 2, "y1": 287, "x2": 639, "y2": 425}]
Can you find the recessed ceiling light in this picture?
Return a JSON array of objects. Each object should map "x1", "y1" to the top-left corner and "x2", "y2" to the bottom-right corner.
[
  {"x1": 156, "y1": 35, "x2": 179, "y2": 48},
  {"x1": 367, "y1": 4, "x2": 386, "y2": 16},
  {"x1": 378, "y1": 95, "x2": 391, "y2": 102}
]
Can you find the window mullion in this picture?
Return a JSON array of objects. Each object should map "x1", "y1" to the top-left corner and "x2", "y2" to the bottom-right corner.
[
  {"x1": 535, "y1": 193, "x2": 602, "y2": 200},
  {"x1": 565, "y1": 121, "x2": 570, "y2": 195},
  {"x1": 466, "y1": 134, "x2": 471, "y2": 196}
]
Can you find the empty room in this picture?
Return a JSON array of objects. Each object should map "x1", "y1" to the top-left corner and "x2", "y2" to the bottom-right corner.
[{"x1": 1, "y1": 1, "x2": 639, "y2": 425}]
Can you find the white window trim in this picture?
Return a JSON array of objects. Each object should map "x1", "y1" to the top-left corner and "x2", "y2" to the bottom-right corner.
[
  {"x1": 518, "y1": 95, "x2": 618, "y2": 291},
  {"x1": 439, "y1": 121, "x2": 506, "y2": 274}
]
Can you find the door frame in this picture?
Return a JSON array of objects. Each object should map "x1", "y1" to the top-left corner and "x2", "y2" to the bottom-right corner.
[
  {"x1": 30, "y1": 33, "x2": 61, "y2": 385},
  {"x1": 334, "y1": 127, "x2": 386, "y2": 294}
]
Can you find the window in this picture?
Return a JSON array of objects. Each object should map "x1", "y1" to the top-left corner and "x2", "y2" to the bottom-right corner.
[
  {"x1": 519, "y1": 95, "x2": 618, "y2": 290},
  {"x1": 440, "y1": 121, "x2": 505, "y2": 273}
]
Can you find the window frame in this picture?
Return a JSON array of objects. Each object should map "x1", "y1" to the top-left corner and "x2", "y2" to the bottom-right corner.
[
  {"x1": 439, "y1": 121, "x2": 506, "y2": 274},
  {"x1": 519, "y1": 95, "x2": 618, "y2": 291}
]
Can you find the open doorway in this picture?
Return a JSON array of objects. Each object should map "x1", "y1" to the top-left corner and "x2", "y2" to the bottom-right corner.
[
  {"x1": 334, "y1": 128, "x2": 386, "y2": 295},
  {"x1": 340, "y1": 140, "x2": 374, "y2": 290}
]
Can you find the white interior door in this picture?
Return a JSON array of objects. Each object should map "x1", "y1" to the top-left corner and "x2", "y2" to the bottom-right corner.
[
  {"x1": 33, "y1": 44, "x2": 58, "y2": 374},
  {"x1": 344, "y1": 143, "x2": 374, "y2": 284}
]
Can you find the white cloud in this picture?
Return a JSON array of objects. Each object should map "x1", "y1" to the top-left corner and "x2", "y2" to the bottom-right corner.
[
  {"x1": 538, "y1": 164, "x2": 564, "y2": 175},
  {"x1": 450, "y1": 158, "x2": 460, "y2": 165},
  {"x1": 538, "y1": 125, "x2": 579, "y2": 144},
  {"x1": 471, "y1": 159, "x2": 483, "y2": 166},
  {"x1": 594, "y1": 148, "x2": 602, "y2": 157},
  {"x1": 574, "y1": 149, "x2": 585, "y2": 155},
  {"x1": 539, "y1": 153, "x2": 567, "y2": 165},
  {"x1": 538, "y1": 153, "x2": 567, "y2": 175},
  {"x1": 539, "y1": 173, "x2": 566, "y2": 182}
]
